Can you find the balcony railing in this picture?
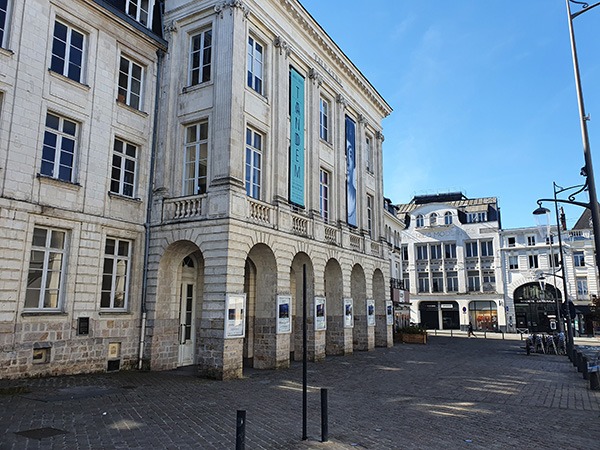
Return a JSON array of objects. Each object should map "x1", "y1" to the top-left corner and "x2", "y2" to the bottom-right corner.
[
  {"x1": 350, "y1": 234, "x2": 362, "y2": 252},
  {"x1": 291, "y1": 213, "x2": 310, "y2": 237},
  {"x1": 163, "y1": 195, "x2": 206, "y2": 222},
  {"x1": 248, "y1": 198, "x2": 274, "y2": 226},
  {"x1": 324, "y1": 224, "x2": 338, "y2": 245}
]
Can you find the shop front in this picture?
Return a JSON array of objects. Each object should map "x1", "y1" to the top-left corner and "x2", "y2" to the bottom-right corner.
[
  {"x1": 419, "y1": 301, "x2": 459, "y2": 330},
  {"x1": 513, "y1": 282, "x2": 560, "y2": 333},
  {"x1": 468, "y1": 301, "x2": 498, "y2": 331}
]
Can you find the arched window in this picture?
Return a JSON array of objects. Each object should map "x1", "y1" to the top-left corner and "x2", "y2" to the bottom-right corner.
[
  {"x1": 416, "y1": 214, "x2": 424, "y2": 228},
  {"x1": 444, "y1": 211, "x2": 453, "y2": 225},
  {"x1": 429, "y1": 213, "x2": 437, "y2": 226}
]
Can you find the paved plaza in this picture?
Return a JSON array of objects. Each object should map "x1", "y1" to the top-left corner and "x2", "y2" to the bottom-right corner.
[{"x1": 1, "y1": 334, "x2": 599, "y2": 449}]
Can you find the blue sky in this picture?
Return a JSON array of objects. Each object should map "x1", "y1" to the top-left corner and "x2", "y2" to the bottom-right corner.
[{"x1": 299, "y1": 0, "x2": 600, "y2": 230}]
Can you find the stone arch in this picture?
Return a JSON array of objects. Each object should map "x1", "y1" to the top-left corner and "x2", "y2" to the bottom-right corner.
[
  {"x1": 324, "y1": 258, "x2": 345, "y2": 355},
  {"x1": 290, "y1": 252, "x2": 316, "y2": 361},
  {"x1": 351, "y1": 263, "x2": 370, "y2": 351},
  {"x1": 244, "y1": 243, "x2": 278, "y2": 369},
  {"x1": 372, "y1": 268, "x2": 390, "y2": 347}
]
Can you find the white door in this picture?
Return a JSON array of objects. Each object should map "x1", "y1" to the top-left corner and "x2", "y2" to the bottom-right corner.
[{"x1": 178, "y1": 282, "x2": 195, "y2": 366}]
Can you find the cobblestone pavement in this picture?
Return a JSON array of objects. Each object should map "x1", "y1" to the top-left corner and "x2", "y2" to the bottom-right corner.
[{"x1": 1, "y1": 335, "x2": 599, "y2": 449}]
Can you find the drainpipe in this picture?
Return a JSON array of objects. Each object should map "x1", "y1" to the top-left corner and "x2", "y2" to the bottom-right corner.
[{"x1": 138, "y1": 48, "x2": 164, "y2": 370}]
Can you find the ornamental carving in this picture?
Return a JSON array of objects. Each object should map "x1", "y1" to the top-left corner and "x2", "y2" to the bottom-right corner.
[
  {"x1": 308, "y1": 68, "x2": 323, "y2": 86},
  {"x1": 214, "y1": 0, "x2": 249, "y2": 19},
  {"x1": 274, "y1": 36, "x2": 292, "y2": 57},
  {"x1": 376, "y1": 130, "x2": 385, "y2": 142},
  {"x1": 336, "y1": 93, "x2": 349, "y2": 109}
]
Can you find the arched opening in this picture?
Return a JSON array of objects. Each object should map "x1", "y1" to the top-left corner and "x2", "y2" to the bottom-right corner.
[
  {"x1": 324, "y1": 258, "x2": 344, "y2": 355},
  {"x1": 351, "y1": 264, "x2": 367, "y2": 350},
  {"x1": 290, "y1": 252, "x2": 315, "y2": 361},
  {"x1": 514, "y1": 282, "x2": 561, "y2": 332},
  {"x1": 373, "y1": 268, "x2": 389, "y2": 347}
]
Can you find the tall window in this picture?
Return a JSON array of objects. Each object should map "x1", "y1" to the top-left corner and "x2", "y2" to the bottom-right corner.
[
  {"x1": 432, "y1": 272, "x2": 443, "y2": 293},
  {"x1": 118, "y1": 56, "x2": 143, "y2": 110},
  {"x1": 401, "y1": 245, "x2": 409, "y2": 262},
  {"x1": 418, "y1": 272, "x2": 429, "y2": 293},
  {"x1": 101, "y1": 238, "x2": 131, "y2": 309},
  {"x1": 319, "y1": 169, "x2": 330, "y2": 222},
  {"x1": 319, "y1": 98, "x2": 329, "y2": 141},
  {"x1": 416, "y1": 244, "x2": 427, "y2": 261},
  {"x1": 402, "y1": 273, "x2": 410, "y2": 292},
  {"x1": 482, "y1": 270, "x2": 495, "y2": 291},
  {"x1": 576, "y1": 277, "x2": 588, "y2": 299},
  {"x1": 50, "y1": 20, "x2": 85, "y2": 83},
  {"x1": 247, "y1": 36, "x2": 263, "y2": 94},
  {"x1": 480, "y1": 240, "x2": 494, "y2": 257},
  {"x1": 528, "y1": 254, "x2": 539, "y2": 269},
  {"x1": 0, "y1": 0, "x2": 10, "y2": 48},
  {"x1": 444, "y1": 243, "x2": 456, "y2": 259},
  {"x1": 189, "y1": 29, "x2": 212, "y2": 85},
  {"x1": 367, "y1": 194, "x2": 373, "y2": 237},
  {"x1": 25, "y1": 227, "x2": 66, "y2": 310},
  {"x1": 365, "y1": 135, "x2": 372, "y2": 172},
  {"x1": 574, "y1": 251, "x2": 585, "y2": 267},
  {"x1": 245, "y1": 127, "x2": 262, "y2": 199},
  {"x1": 446, "y1": 271, "x2": 458, "y2": 292},
  {"x1": 527, "y1": 235, "x2": 536, "y2": 246},
  {"x1": 110, "y1": 138, "x2": 137, "y2": 197},
  {"x1": 509, "y1": 255, "x2": 519, "y2": 270},
  {"x1": 126, "y1": 0, "x2": 153, "y2": 27},
  {"x1": 40, "y1": 112, "x2": 77, "y2": 182},
  {"x1": 429, "y1": 213, "x2": 437, "y2": 227},
  {"x1": 467, "y1": 270, "x2": 480, "y2": 292},
  {"x1": 416, "y1": 214, "x2": 424, "y2": 228},
  {"x1": 444, "y1": 211, "x2": 452, "y2": 225},
  {"x1": 465, "y1": 241, "x2": 478, "y2": 258},
  {"x1": 430, "y1": 244, "x2": 442, "y2": 260},
  {"x1": 549, "y1": 252, "x2": 560, "y2": 268},
  {"x1": 183, "y1": 121, "x2": 209, "y2": 196}
]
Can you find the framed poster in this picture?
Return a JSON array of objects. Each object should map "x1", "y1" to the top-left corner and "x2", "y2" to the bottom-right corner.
[
  {"x1": 277, "y1": 295, "x2": 292, "y2": 334},
  {"x1": 344, "y1": 298, "x2": 353, "y2": 328},
  {"x1": 367, "y1": 299, "x2": 375, "y2": 326},
  {"x1": 386, "y1": 300, "x2": 394, "y2": 326},
  {"x1": 314, "y1": 296, "x2": 326, "y2": 331},
  {"x1": 224, "y1": 293, "x2": 246, "y2": 338}
]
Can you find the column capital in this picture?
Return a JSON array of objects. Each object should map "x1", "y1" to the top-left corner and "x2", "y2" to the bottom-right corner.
[{"x1": 214, "y1": 0, "x2": 249, "y2": 19}]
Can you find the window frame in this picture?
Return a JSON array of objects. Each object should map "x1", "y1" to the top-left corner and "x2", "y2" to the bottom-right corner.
[
  {"x1": 366, "y1": 194, "x2": 373, "y2": 238},
  {"x1": 446, "y1": 271, "x2": 458, "y2": 292},
  {"x1": 110, "y1": 137, "x2": 138, "y2": 198},
  {"x1": 182, "y1": 120, "x2": 209, "y2": 196},
  {"x1": 480, "y1": 240, "x2": 494, "y2": 257},
  {"x1": 444, "y1": 243, "x2": 457, "y2": 259},
  {"x1": 365, "y1": 134, "x2": 373, "y2": 173},
  {"x1": 118, "y1": 54, "x2": 144, "y2": 110},
  {"x1": 573, "y1": 251, "x2": 585, "y2": 267},
  {"x1": 245, "y1": 126, "x2": 263, "y2": 199},
  {"x1": 509, "y1": 255, "x2": 519, "y2": 270},
  {"x1": 125, "y1": 0, "x2": 154, "y2": 27},
  {"x1": 527, "y1": 235, "x2": 536, "y2": 246},
  {"x1": 188, "y1": 28, "x2": 212, "y2": 86},
  {"x1": 465, "y1": 241, "x2": 478, "y2": 258},
  {"x1": 431, "y1": 272, "x2": 444, "y2": 293},
  {"x1": 100, "y1": 237, "x2": 132, "y2": 310},
  {"x1": 319, "y1": 168, "x2": 330, "y2": 222},
  {"x1": 418, "y1": 272, "x2": 429, "y2": 293},
  {"x1": 430, "y1": 243, "x2": 442, "y2": 260},
  {"x1": 319, "y1": 97, "x2": 329, "y2": 142},
  {"x1": 576, "y1": 277, "x2": 588, "y2": 299},
  {"x1": 416, "y1": 244, "x2": 428, "y2": 261},
  {"x1": 429, "y1": 213, "x2": 437, "y2": 227},
  {"x1": 0, "y1": 0, "x2": 12, "y2": 49},
  {"x1": 528, "y1": 254, "x2": 539, "y2": 269},
  {"x1": 467, "y1": 270, "x2": 480, "y2": 292},
  {"x1": 247, "y1": 35, "x2": 264, "y2": 95},
  {"x1": 50, "y1": 19, "x2": 86, "y2": 83},
  {"x1": 415, "y1": 214, "x2": 424, "y2": 228},
  {"x1": 444, "y1": 211, "x2": 452, "y2": 225},
  {"x1": 40, "y1": 111, "x2": 78, "y2": 183}
]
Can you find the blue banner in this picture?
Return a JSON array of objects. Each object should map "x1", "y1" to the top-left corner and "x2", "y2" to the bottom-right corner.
[
  {"x1": 289, "y1": 68, "x2": 305, "y2": 207},
  {"x1": 346, "y1": 116, "x2": 357, "y2": 226}
]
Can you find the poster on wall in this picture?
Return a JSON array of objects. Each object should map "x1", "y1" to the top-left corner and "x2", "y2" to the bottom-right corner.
[
  {"x1": 386, "y1": 300, "x2": 394, "y2": 326},
  {"x1": 314, "y1": 296, "x2": 326, "y2": 331},
  {"x1": 224, "y1": 293, "x2": 246, "y2": 338},
  {"x1": 289, "y1": 67, "x2": 305, "y2": 207},
  {"x1": 344, "y1": 298, "x2": 353, "y2": 328},
  {"x1": 345, "y1": 116, "x2": 357, "y2": 227},
  {"x1": 367, "y1": 299, "x2": 376, "y2": 326},
  {"x1": 277, "y1": 295, "x2": 292, "y2": 334}
]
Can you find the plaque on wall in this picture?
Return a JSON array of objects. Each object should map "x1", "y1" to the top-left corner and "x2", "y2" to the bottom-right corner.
[
  {"x1": 225, "y1": 294, "x2": 246, "y2": 338},
  {"x1": 277, "y1": 295, "x2": 292, "y2": 334},
  {"x1": 344, "y1": 298, "x2": 353, "y2": 328},
  {"x1": 367, "y1": 299, "x2": 376, "y2": 326},
  {"x1": 314, "y1": 296, "x2": 326, "y2": 331}
]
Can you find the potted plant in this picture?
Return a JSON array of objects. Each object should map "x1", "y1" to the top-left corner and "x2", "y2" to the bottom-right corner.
[{"x1": 396, "y1": 325, "x2": 427, "y2": 344}]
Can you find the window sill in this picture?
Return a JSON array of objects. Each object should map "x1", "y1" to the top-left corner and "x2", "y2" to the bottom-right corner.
[
  {"x1": 246, "y1": 86, "x2": 269, "y2": 104},
  {"x1": 99, "y1": 310, "x2": 131, "y2": 315},
  {"x1": 108, "y1": 191, "x2": 142, "y2": 203},
  {"x1": 36, "y1": 173, "x2": 81, "y2": 190},
  {"x1": 0, "y1": 47, "x2": 14, "y2": 57},
  {"x1": 116, "y1": 100, "x2": 149, "y2": 117},
  {"x1": 21, "y1": 311, "x2": 67, "y2": 317},
  {"x1": 48, "y1": 70, "x2": 91, "y2": 91},
  {"x1": 182, "y1": 81, "x2": 213, "y2": 94}
]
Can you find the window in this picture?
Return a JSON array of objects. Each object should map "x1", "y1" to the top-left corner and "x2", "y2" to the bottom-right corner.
[
  {"x1": 40, "y1": 112, "x2": 78, "y2": 182},
  {"x1": 480, "y1": 240, "x2": 494, "y2": 257},
  {"x1": 444, "y1": 243, "x2": 456, "y2": 259},
  {"x1": 402, "y1": 273, "x2": 410, "y2": 292},
  {"x1": 50, "y1": 20, "x2": 85, "y2": 83},
  {"x1": 319, "y1": 98, "x2": 329, "y2": 142},
  {"x1": 444, "y1": 211, "x2": 452, "y2": 225},
  {"x1": 118, "y1": 56, "x2": 143, "y2": 110},
  {"x1": 189, "y1": 29, "x2": 212, "y2": 85},
  {"x1": 415, "y1": 214, "x2": 424, "y2": 228},
  {"x1": 126, "y1": 0, "x2": 153, "y2": 27},
  {"x1": 0, "y1": 0, "x2": 10, "y2": 48},
  {"x1": 527, "y1": 235, "x2": 536, "y2": 246},
  {"x1": 101, "y1": 238, "x2": 131, "y2": 309},
  {"x1": 401, "y1": 245, "x2": 409, "y2": 262},
  {"x1": 467, "y1": 270, "x2": 480, "y2": 292},
  {"x1": 247, "y1": 36, "x2": 263, "y2": 94},
  {"x1": 467, "y1": 212, "x2": 487, "y2": 223},
  {"x1": 509, "y1": 255, "x2": 519, "y2": 270},
  {"x1": 418, "y1": 272, "x2": 429, "y2": 293},
  {"x1": 183, "y1": 121, "x2": 209, "y2": 196},
  {"x1": 365, "y1": 135, "x2": 372, "y2": 172},
  {"x1": 366, "y1": 194, "x2": 373, "y2": 238},
  {"x1": 432, "y1": 272, "x2": 443, "y2": 293},
  {"x1": 25, "y1": 227, "x2": 66, "y2": 310},
  {"x1": 574, "y1": 251, "x2": 585, "y2": 267},
  {"x1": 549, "y1": 252, "x2": 560, "y2": 268},
  {"x1": 507, "y1": 237, "x2": 516, "y2": 247},
  {"x1": 545, "y1": 235, "x2": 555, "y2": 245},
  {"x1": 416, "y1": 244, "x2": 427, "y2": 261},
  {"x1": 430, "y1": 244, "x2": 442, "y2": 260},
  {"x1": 576, "y1": 277, "x2": 588, "y2": 299},
  {"x1": 446, "y1": 271, "x2": 458, "y2": 292},
  {"x1": 528, "y1": 254, "x2": 539, "y2": 269},
  {"x1": 319, "y1": 169, "x2": 330, "y2": 222},
  {"x1": 110, "y1": 138, "x2": 137, "y2": 197},
  {"x1": 465, "y1": 241, "x2": 478, "y2": 258},
  {"x1": 245, "y1": 127, "x2": 262, "y2": 199},
  {"x1": 482, "y1": 270, "x2": 495, "y2": 291},
  {"x1": 429, "y1": 213, "x2": 437, "y2": 227}
]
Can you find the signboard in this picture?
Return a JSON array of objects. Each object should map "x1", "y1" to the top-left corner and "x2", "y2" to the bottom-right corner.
[
  {"x1": 314, "y1": 296, "x2": 326, "y2": 331},
  {"x1": 225, "y1": 294, "x2": 246, "y2": 338},
  {"x1": 345, "y1": 116, "x2": 357, "y2": 227},
  {"x1": 344, "y1": 298, "x2": 353, "y2": 328},
  {"x1": 386, "y1": 300, "x2": 394, "y2": 326},
  {"x1": 289, "y1": 67, "x2": 305, "y2": 207},
  {"x1": 367, "y1": 299, "x2": 375, "y2": 326},
  {"x1": 277, "y1": 295, "x2": 292, "y2": 334}
]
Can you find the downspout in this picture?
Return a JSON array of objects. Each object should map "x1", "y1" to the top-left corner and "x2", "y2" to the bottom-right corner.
[{"x1": 138, "y1": 48, "x2": 164, "y2": 370}]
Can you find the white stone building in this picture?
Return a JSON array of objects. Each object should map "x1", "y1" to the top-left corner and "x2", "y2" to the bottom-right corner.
[
  {"x1": 395, "y1": 193, "x2": 505, "y2": 332},
  {"x1": 0, "y1": 0, "x2": 394, "y2": 379}
]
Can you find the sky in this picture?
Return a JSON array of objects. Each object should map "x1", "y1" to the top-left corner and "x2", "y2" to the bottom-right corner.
[{"x1": 298, "y1": 0, "x2": 600, "y2": 230}]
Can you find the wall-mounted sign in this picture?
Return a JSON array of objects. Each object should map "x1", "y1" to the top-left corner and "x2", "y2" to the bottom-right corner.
[
  {"x1": 386, "y1": 300, "x2": 394, "y2": 326},
  {"x1": 289, "y1": 67, "x2": 305, "y2": 207},
  {"x1": 367, "y1": 299, "x2": 375, "y2": 326},
  {"x1": 345, "y1": 116, "x2": 357, "y2": 227},
  {"x1": 344, "y1": 298, "x2": 353, "y2": 328},
  {"x1": 314, "y1": 296, "x2": 326, "y2": 331},
  {"x1": 277, "y1": 295, "x2": 292, "y2": 334},
  {"x1": 225, "y1": 294, "x2": 246, "y2": 338}
]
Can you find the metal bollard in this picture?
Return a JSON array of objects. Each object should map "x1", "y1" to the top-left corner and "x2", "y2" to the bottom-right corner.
[
  {"x1": 321, "y1": 388, "x2": 328, "y2": 442},
  {"x1": 236, "y1": 410, "x2": 246, "y2": 450},
  {"x1": 450, "y1": 329, "x2": 453, "y2": 337}
]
